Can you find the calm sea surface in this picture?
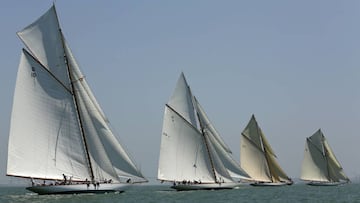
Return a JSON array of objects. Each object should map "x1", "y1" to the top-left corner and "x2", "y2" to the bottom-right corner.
[{"x1": 0, "y1": 183, "x2": 359, "y2": 203}]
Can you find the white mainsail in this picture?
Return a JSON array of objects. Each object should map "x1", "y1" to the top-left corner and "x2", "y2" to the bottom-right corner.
[
  {"x1": 240, "y1": 115, "x2": 291, "y2": 184},
  {"x1": 158, "y1": 73, "x2": 250, "y2": 185},
  {"x1": 7, "y1": 49, "x2": 89, "y2": 180},
  {"x1": 7, "y1": 5, "x2": 146, "y2": 184},
  {"x1": 300, "y1": 129, "x2": 349, "y2": 183}
]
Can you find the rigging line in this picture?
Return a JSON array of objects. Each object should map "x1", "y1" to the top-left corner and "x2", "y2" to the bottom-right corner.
[
  {"x1": 54, "y1": 5, "x2": 94, "y2": 181},
  {"x1": 22, "y1": 49, "x2": 72, "y2": 94}
]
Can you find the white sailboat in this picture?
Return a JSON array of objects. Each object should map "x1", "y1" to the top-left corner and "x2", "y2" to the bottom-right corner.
[
  {"x1": 300, "y1": 129, "x2": 350, "y2": 186},
  {"x1": 157, "y1": 73, "x2": 251, "y2": 191},
  {"x1": 240, "y1": 115, "x2": 293, "y2": 186},
  {"x1": 6, "y1": 5, "x2": 147, "y2": 195}
]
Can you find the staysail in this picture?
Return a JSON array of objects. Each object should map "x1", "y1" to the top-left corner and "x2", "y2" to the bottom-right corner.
[
  {"x1": 300, "y1": 129, "x2": 349, "y2": 183},
  {"x1": 158, "y1": 73, "x2": 250, "y2": 184},
  {"x1": 7, "y1": 5, "x2": 146, "y2": 183},
  {"x1": 240, "y1": 114, "x2": 291, "y2": 183}
]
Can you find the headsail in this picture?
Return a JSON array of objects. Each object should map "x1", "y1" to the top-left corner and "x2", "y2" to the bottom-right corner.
[
  {"x1": 300, "y1": 129, "x2": 349, "y2": 183},
  {"x1": 7, "y1": 5, "x2": 146, "y2": 183},
  {"x1": 240, "y1": 115, "x2": 291, "y2": 183}
]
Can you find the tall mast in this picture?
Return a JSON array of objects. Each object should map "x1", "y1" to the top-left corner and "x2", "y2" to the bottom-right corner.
[
  {"x1": 197, "y1": 111, "x2": 218, "y2": 183},
  {"x1": 53, "y1": 5, "x2": 95, "y2": 181},
  {"x1": 190, "y1": 94, "x2": 218, "y2": 183},
  {"x1": 255, "y1": 119, "x2": 275, "y2": 182},
  {"x1": 321, "y1": 134, "x2": 331, "y2": 182}
]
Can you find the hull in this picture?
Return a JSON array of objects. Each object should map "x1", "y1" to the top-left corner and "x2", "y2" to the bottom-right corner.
[
  {"x1": 307, "y1": 181, "x2": 347, "y2": 186},
  {"x1": 171, "y1": 182, "x2": 240, "y2": 191},
  {"x1": 26, "y1": 183, "x2": 130, "y2": 195},
  {"x1": 250, "y1": 181, "x2": 291, "y2": 186}
]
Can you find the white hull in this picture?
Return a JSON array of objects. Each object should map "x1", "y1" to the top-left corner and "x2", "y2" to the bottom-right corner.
[
  {"x1": 171, "y1": 182, "x2": 240, "y2": 191},
  {"x1": 26, "y1": 183, "x2": 130, "y2": 195},
  {"x1": 307, "y1": 181, "x2": 348, "y2": 186},
  {"x1": 250, "y1": 181, "x2": 292, "y2": 186}
]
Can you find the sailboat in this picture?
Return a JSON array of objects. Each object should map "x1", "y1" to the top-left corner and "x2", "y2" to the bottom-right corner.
[
  {"x1": 157, "y1": 73, "x2": 251, "y2": 191},
  {"x1": 240, "y1": 115, "x2": 293, "y2": 186},
  {"x1": 300, "y1": 129, "x2": 350, "y2": 186},
  {"x1": 6, "y1": 5, "x2": 147, "y2": 195}
]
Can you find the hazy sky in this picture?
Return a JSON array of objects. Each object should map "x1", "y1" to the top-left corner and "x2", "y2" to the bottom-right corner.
[{"x1": 1, "y1": 1, "x2": 360, "y2": 184}]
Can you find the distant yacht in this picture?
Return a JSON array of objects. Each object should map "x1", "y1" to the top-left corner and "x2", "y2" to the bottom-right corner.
[
  {"x1": 6, "y1": 4, "x2": 147, "y2": 195},
  {"x1": 157, "y1": 73, "x2": 251, "y2": 190},
  {"x1": 300, "y1": 129, "x2": 350, "y2": 186},
  {"x1": 240, "y1": 115, "x2": 293, "y2": 186}
]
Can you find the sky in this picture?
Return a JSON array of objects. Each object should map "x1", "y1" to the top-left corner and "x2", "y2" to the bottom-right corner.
[{"x1": 1, "y1": 1, "x2": 360, "y2": 184}]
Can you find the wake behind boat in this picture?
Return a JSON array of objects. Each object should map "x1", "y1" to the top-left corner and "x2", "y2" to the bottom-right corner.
[
  {"x1": 157, "y1": 73, "x2": 251, "y2": 191},
  {"x1": 300, "y1": 129, "x2": 350, "y2": 186},
  {"x1": 7, "y1": 5, "x2": 147, "y2": 195},
  {"x1": 240, "y1": 115, "x2": 293, "y2": 186}
]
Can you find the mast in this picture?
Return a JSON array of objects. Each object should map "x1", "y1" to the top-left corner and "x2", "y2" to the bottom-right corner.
[
  {"x1": 259, "y1": 135, "x2": 273, "y2": 182},
  {"x1": 256, "y1": 117, "x2": 276, "y2": 182},
  {"x1": 54, "y1": 6, "x2": 95, "y2": 181},
  {"x1": 255, "y1": 119, "x2": 275, "y2": 182},
  {"x1": 321, "y1": 135, "x2": 332, "y2": 182},
  {"x1": 187, "y1": 82, "x2": 218, "y2": 183},
  {"x1": 197, "y1": 111, "x2": 218, "y2": 183}
]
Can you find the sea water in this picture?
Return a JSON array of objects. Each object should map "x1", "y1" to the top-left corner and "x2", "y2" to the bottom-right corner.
[{"x1": 0, "y1": 183, "x2": 359, "y2": 203}]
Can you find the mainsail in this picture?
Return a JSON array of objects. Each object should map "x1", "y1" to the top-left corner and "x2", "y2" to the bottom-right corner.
[
  {"x1": 240, "y1": 115, "x2": 291, "y2": 183},
  {"x1": 7, "y1": 5, "x2": 146, "y2": 183},
  {"x1": 300, "y1": 129, "x2": 349, "y2": 183},
  {"x1": 158, "y1": 73, "x2": 250, "y2": 184}
]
